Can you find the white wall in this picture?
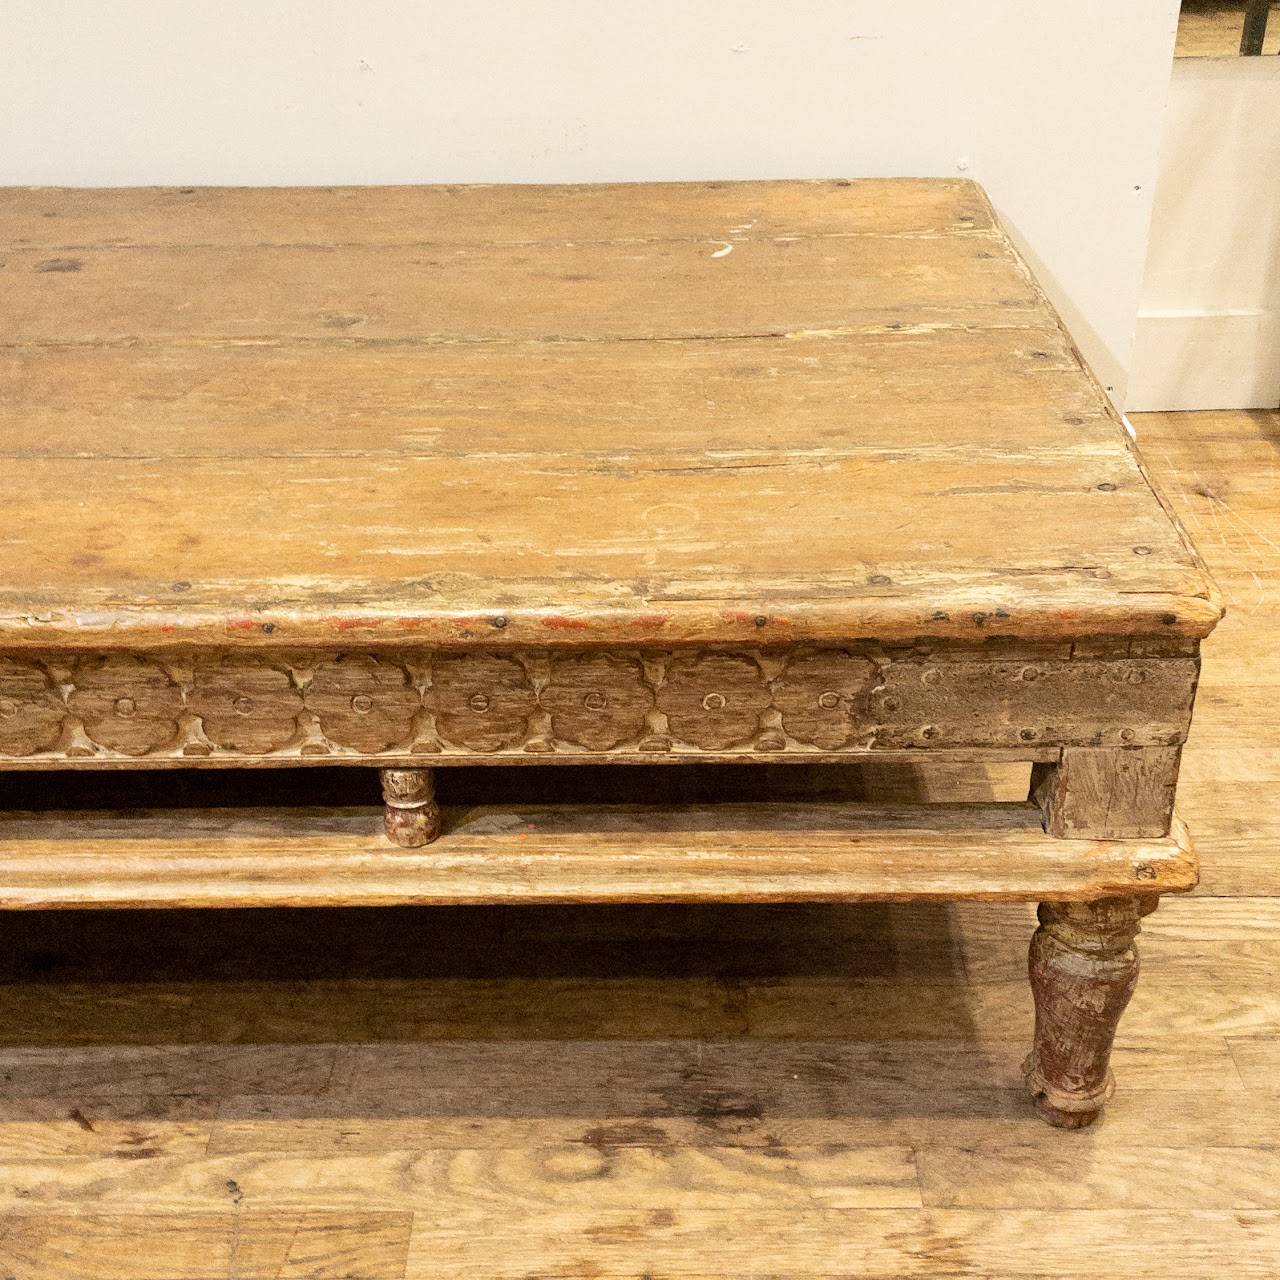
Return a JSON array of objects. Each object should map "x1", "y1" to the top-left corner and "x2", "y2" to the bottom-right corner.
[
  {"x1": 1129, "y1": 56, "x2": 1280, "y2": 411},
  {"x1": 0, "y1": 1, "x2": 1181, "y2": 402}
]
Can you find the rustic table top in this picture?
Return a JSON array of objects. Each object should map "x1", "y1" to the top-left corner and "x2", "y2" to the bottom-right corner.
[{"x1": 0, "y1": 179, "x2": 1219, "y2": 652}]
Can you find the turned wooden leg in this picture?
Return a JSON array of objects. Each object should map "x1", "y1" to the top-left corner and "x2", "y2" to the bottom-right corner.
[
  {"x1": 380, "y1": 767, "x2": 440, "y2": 847},
  {"x1": 1023, "y1": 895, "x2": 1158, "y2": 1129}
]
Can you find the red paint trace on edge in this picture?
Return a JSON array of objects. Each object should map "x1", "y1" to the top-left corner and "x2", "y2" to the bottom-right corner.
[
  {"x1": 541, "y1": 616, "x2": 591, "y2": 630},
  {"x1": 330, "y1": 617, "x2": 386, "y2": 631}
]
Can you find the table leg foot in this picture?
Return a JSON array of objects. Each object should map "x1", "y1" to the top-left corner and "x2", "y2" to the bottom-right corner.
[
  {"x1": 1023, "y1": 895, "x2": 1156, "y2": 1129},
  {"x1": 1024, "y1": 1088, "x2": 1105, "y2": 1129},
  {"x1": 380, "y1": 767, "x2": 440, "y2": 847}
]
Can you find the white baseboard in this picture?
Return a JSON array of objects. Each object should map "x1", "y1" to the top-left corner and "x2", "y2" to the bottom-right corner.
[{"x1": 1126, "y1": 310, "x2": 1280, "y2": 411}]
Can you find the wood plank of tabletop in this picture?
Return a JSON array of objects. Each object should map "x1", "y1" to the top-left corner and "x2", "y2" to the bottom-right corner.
[
  {"x1": 1, "y1": 325, "x2": 1105, "y2": 460},
  {"x1": 0, "y1": 231, "x2": 1039, "y2": 345},
  {"x1": 0, "y1": 178, "x2": 994, "y2": 247},
  {"x1": 0, "y1": 180, "x2": 1219, "y2": 648},
  {"x1": 0, "y1": 449, "x2": 1210, "y2": 644}
]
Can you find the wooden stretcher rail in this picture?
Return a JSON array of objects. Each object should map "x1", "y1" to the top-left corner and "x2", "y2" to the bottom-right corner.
[{"x1": 0, "y1": 802, "x2": 1197, "y2": 910}]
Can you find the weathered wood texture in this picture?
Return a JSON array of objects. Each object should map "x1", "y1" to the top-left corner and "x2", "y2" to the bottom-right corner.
[
  {"x1": 0, "y1": 645, "x2": 1199, "y2": 762},
  {"x1": 1033, "y1": 745, "x2": 1183, "y2": 838},
  {"x1": 0, "y1": 802, "x2": 1197, "y2": 909},
  {"x1": 1024, "y1": 896, "x2": 1156, "y2": 1127},
  {"x1": 380, "y1": 768, "x2": 439, "y2": 849},
  {"x1": 0, "y1": 180, "x2": 1219, "y2": 649},
  {"x1": 0, "y1": 409, "x2": 1261, "y2": 1278}
]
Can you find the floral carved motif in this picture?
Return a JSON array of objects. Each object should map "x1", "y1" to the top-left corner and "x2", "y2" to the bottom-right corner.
[
  {"x1": 429, "y1": 653, "x2": 536, "y2": 752},
  {"x1": 0, "y1": 647, "x2": 1195, "y2": 760},
  {"x1": 656, "y1": 653, "x2": 771, "y2": 751},
  {"x1": 68, "y1": 657, "x2": 184, "y2": 755},
  {"x1": 771, "y1": 652, "x2": 878, "y2": 750},
  {"x1": 542, "y1": 653, "x2": 653, "y2": 751},
  {"x1": 304, "y1": 655, "x2": 420, "y2": 753},
  {"x1": 190, "y1": 659, "x2": 303, "y2": 753},
  {"x1": 0, "y1": 658, "x2": 66, "y2": 756}
]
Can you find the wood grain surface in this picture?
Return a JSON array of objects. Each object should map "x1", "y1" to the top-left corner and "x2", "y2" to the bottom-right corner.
[
  {"x1": 1024, "y1": 897, "x2": 1154, "y2": 1126},
  {"x1": 0, "y1": 409, "x2": 1266, "y2": 1275},
  {"x1": 0, "y1": 234, "x2": 1260, "y2": 1278},
  {"x1": 0, "y1": 801, "x2": 1197, "y2": 909},
  {"x1": 1034, "y1": 745, "x2": 1183, "y2": 838},
  {"x1": 0, "y1": 180, "x2": 1219, "y2": 649},
  {"x1": 0, "y1": 644, "x2": 1198, "y2": 763}
]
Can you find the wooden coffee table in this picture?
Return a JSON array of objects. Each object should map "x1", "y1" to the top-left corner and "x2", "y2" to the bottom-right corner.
[{"x1": 0, "y1": 179, "x2": 1220, "y2": 1127}]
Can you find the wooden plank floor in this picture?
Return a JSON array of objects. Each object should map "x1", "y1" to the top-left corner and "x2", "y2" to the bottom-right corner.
[
  {"x1": 1176, "y1": 2, "x2": 1280, "y2": 57},
  {"x1": 0, "y1": 409, "x2": 1275, "y2": 1278}
]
